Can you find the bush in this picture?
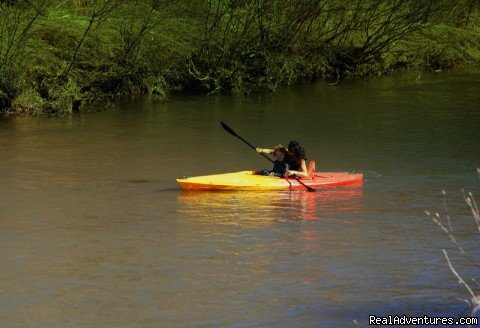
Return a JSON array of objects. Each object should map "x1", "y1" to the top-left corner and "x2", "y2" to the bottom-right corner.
[{"x1": 1, "y1": 0, "x2": 480, "y2": 115}]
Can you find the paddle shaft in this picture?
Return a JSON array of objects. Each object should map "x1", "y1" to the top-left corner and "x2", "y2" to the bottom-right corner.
[
  {"x1": 233, "y1": 134, "x2": 275, "y2": 163},
  {"x1": 220, "y1": 121, "x2": 315, "y2": 192},
  {"x1": 231, "y1": 138, "x2": 286, "y2": 175}
]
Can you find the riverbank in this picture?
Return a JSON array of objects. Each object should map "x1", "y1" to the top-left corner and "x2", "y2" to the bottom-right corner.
[{"x1": 1, "y1": 1, "x2": 479, "y2": 116}]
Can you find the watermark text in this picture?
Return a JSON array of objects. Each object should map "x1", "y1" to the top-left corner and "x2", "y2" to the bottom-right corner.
[{"x1": 369, "y1": 315, "x2": 478, "y2": 326}]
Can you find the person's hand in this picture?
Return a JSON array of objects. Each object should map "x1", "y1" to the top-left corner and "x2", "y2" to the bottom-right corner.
[
  {"x1": 285, "y1": 170, "x2": 293, "y2": 177},
  {"x1": 256, "y1": 148, "x2": 262, "y2": 154}
]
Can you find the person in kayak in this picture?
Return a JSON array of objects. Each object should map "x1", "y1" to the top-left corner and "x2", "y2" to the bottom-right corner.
[
  {"x1": 256, "y1": 140, "x2": 309, "y2": 178},
  {"x1": 255, "y1": 145, "x2": 289, "y2": 177}
]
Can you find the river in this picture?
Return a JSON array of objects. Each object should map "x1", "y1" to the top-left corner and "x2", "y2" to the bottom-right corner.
[{"x1": 1, "y1": 71, "x2": 480, "y2": 327}]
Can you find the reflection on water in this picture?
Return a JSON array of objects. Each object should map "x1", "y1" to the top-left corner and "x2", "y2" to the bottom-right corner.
[{"x1": 177, "y1": 188, "x2": 363, "y2": 222}]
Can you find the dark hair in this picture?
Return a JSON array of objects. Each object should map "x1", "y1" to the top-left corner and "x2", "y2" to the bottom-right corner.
[
  {"x1": 287, "y1": 140, "x2": 306, "y2": 160},
  {"x1": 273, "y1": 145, "x2": 287, "y2": 157}
]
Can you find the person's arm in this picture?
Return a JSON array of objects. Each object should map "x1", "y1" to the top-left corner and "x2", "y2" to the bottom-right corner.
[
  {"x1": 286, "y1": 159, "x2": 309, "y2": 178},
  {"x1": 255, "y1": 147, "x2": 274, "y2": 155}
]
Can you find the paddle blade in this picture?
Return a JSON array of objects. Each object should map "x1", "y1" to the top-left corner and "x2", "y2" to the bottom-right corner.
[
  {"x1": 296, "y1": 178, "x2": 316, "y2": 192},
  {"x1": 220, "y1": 121, "x2": 237, "y2": 138}
]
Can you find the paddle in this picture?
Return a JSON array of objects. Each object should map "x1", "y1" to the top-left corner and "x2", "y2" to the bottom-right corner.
[{"x1": 220, "y1": 121, "x2": 316, "y2": 192}]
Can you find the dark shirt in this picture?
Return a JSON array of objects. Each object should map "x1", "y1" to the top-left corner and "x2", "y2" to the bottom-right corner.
[
  {"x1": 286, "y1": 156, "x2": 301, "y2": 171},
  {"x1": 272, "y1": 160, "x2": 289, "y2": 175}
]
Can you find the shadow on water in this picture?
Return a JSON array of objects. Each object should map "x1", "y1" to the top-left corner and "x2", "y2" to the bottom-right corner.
[{"x1": 127, "y1": 179, "x2": 151, "y2": 184}]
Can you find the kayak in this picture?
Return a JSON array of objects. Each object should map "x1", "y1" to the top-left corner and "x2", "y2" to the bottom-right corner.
[{"x1": 176, "y1": 171, "x2": 363, "y2": 191}]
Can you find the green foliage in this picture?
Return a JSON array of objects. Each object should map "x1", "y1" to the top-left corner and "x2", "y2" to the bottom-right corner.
[
  {"x1": 10, "y1": 88, "x2": 45, "y2": 115},
  {"x1": 0, "y1": 3, "x2": 42, "y2": 109},
  {"x1": 176, "y1": 0, "x2": 480, "y2": 93},
  {"x1": 0, "y1": 0, "x2": 479, "y2": 115}
]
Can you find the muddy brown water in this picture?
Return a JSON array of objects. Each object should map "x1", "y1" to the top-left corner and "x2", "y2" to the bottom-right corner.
[{"x1": 1, "y1": 71, "x2": 480, "y2": 327}]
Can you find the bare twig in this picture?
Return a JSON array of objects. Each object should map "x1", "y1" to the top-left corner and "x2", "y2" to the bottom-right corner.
[
  {"x1": 427, "y1": 210, "x2": 480, "y2": 270},
  {"x1": 463, "y1": 190, "x2": 480, "y2": 232},
  {"x1": 442, "y1": 190, "x2": 454, "y2": 232},
  {"x1": 443, "y1": 250, "x2": 477, "y2": 299},
  {"x1": 443, "y1": 249, "x2": 480, "y2": 317},
  {"x1": 63, "y1": 0, "x2": 119, "y2": 77}
]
